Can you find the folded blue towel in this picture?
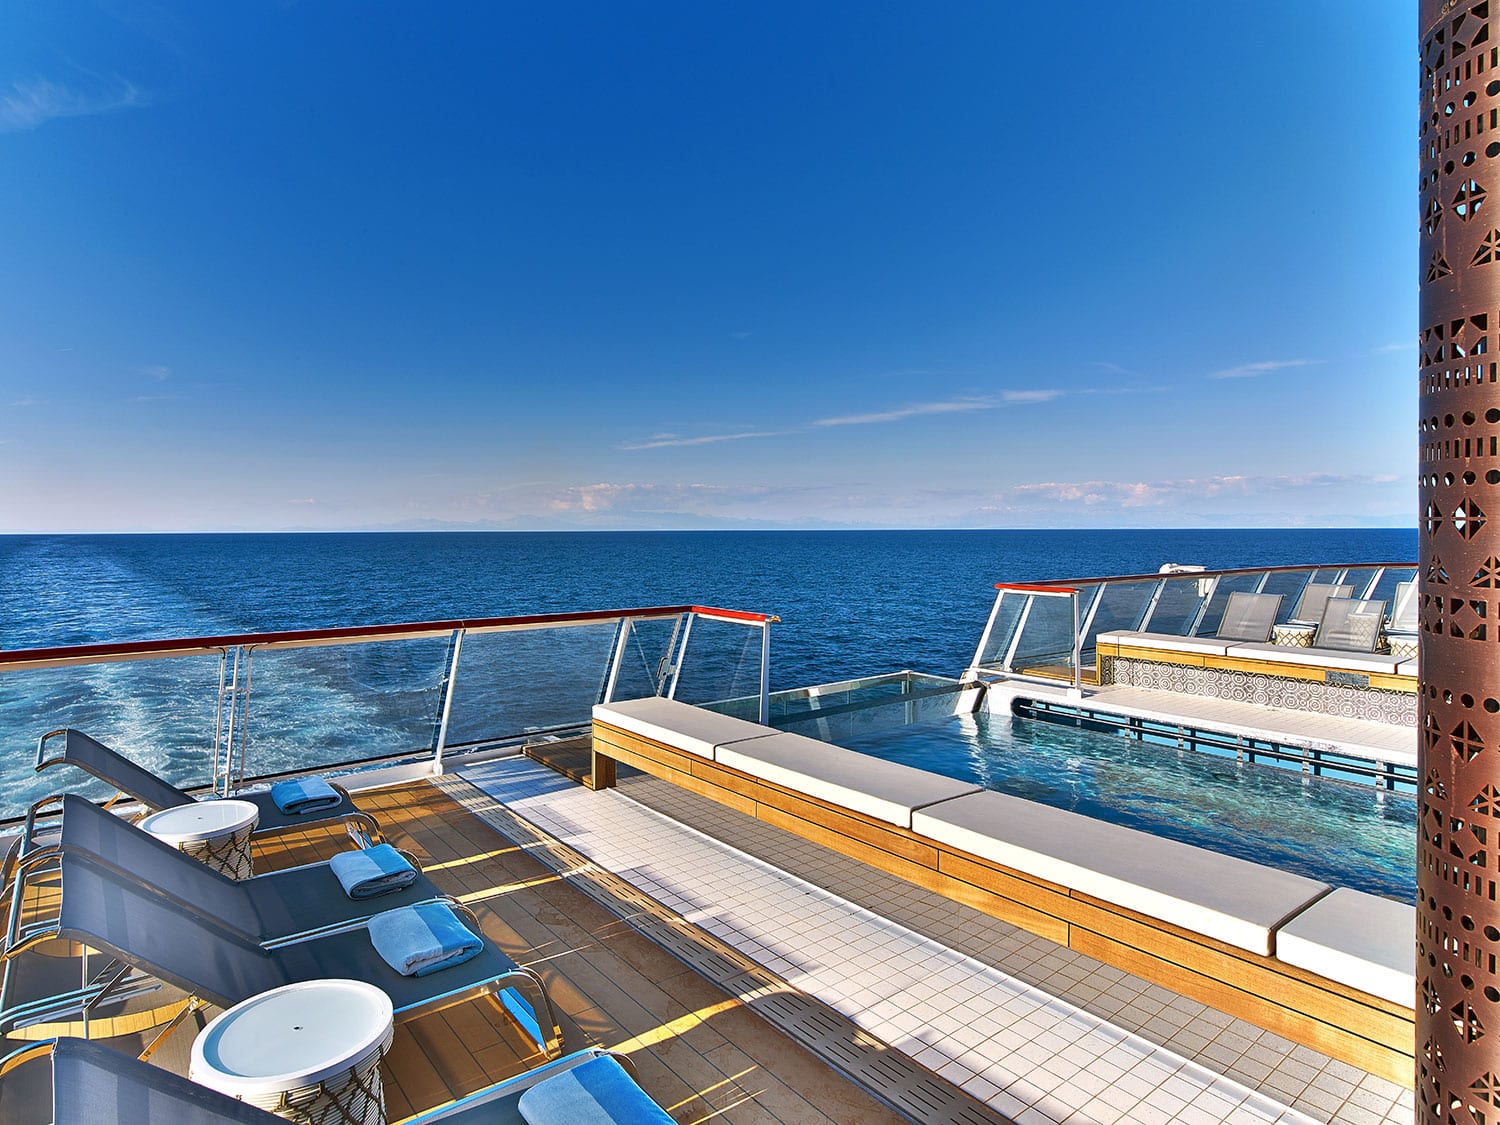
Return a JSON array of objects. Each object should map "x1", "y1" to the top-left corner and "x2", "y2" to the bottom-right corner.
[
  {"x1": 517, "y1": 1055, "x2": 673, "y2": 1124},
  {"x1": 329, "y1": 844, "x2": 418, "y2": 900},
  {"x1": 269, "y1": 776, "x2": 343, "y2": 815},
  {"x1": 367, "y1": 902, "x2": 482, "y2": 977}
]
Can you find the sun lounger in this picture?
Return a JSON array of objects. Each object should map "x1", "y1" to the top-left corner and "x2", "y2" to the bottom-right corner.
[
  {"x1": 1313, "y1": 597, "x2": 1388, "y2": 653},
  {"x1": 0, "y1": 1037, "x2": 643, "y2": 1125},
  {"x1": 34, "y1": 728, "x2": 382, "y2": 845},
  {"x1": 5, "y1": 794, "x2": 433, "y2": 946},
  {"x1": 0, "y1": 850, "x2": 559, "y2": 1056},
  {"x1": 1212, "y1": 591, "x2": 1283, "y2": 642},
  {"x1": 1288, "y1": 582, "x2": 1354, "y2": 626}
]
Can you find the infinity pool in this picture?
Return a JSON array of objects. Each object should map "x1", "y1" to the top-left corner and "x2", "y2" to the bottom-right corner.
[{"x1": 778, "y1": 698, "x2": 1416, "y2": 901}]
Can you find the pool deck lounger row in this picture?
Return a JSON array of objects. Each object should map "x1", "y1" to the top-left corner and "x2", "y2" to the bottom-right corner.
[{"x1": 591, "y1": 696, "x2": 1416, "y2": 1082}]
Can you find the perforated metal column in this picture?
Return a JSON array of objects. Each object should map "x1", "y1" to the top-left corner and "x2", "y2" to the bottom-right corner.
[{"x1": 1419, "y1": 2, "x2": 1500, "y2": 1117}]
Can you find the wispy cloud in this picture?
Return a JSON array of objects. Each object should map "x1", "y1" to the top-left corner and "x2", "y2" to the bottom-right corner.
[
  {"x1": 546, "y1": 481, "x2": 774, "y2": 514},
  {"x1": 1000, "y1": 389, "x2": 1064, "y2": 404},
  {"x1": 287, "y1": 498, "x2": 318, "y2": 505},
  {"x1": 1208, "y1": 358, "x2": 1319, "y2": 380},
  {"x1": 0, "y1": 75, "x2": 146, "y2": 133},
  {"x1": 813, "y1": 398, "x2": 995, "y2": 427},
  {"x1": 1371, "y1": 342, "x2": 1414, "y2": 354},
  {"x1": 130, "y1": 393, "x2": 182, "y2": 403},
  {"x1": 137, "y1": 364, "x2": 171, "y2": 381},
  {"x1": 1008, "y1": 472, "x2": 1399, "y2": 508},
  {"x1": 618, "y1": 430, "x2": 786, "y2": 451},
  {"x1": 9, "y1": 397, "x2": 44, "y2": 408}
]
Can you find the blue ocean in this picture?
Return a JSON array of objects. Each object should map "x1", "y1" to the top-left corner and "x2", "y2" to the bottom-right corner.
[{"x1": 0, "y1": 529, "x2": 1417, "y2": 838}]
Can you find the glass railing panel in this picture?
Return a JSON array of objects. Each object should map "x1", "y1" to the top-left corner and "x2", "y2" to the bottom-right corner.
[
  {"x1": 606, "y1": 615, "x2": 687, "y2": 703},
  {"x1": 1008, "y1": 594, "x2": 1078, "y2": 676},
  {"x1": 239, "y1": 637, "x2": 451, "y2": 778},
  {"x1": 0, "y1": 654, "x2": 224, "y2": 821},
  {"x1": 1261, "y1": 569, "x2": 1317, "y2": 623},
  {"x1": 1140, "y1": 575, "x2": 1211, "y2": 636},
  {"x1": 1363, "y1": 566, "x2": 1417, "y2": 612},
  {"x1": 975, "y1": 592, "x2": 1027, "y2": 669},
  {"x1": 1193, "y1": 573, "x2": 1266, "y2": 636},
  {"x1": 444, "y1": 622, "x2": 620, "y2": 748},
  {"x1": 1080, "y1": 579, "x2": 1158, "y2": 646},
  {"x1": 672, "y1": 617, "x2": 766, "y2": 707}
]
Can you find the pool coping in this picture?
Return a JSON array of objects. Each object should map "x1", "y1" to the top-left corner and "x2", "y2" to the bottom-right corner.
[{"x1": 590, "y1": 698, "x2": 1416, "y2": 1086}]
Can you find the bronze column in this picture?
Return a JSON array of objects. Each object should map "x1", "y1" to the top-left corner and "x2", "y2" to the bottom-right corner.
[{"x1": 1419, "y1": 1, "x2": 1500, "y2": 1117}]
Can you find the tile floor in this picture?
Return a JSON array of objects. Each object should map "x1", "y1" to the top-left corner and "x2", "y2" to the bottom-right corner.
[{"x1": 457, "y1": 758, "x2": 1415, "y2": 1125}]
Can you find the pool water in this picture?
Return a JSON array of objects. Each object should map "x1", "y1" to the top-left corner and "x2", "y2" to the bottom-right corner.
[{"x1": 779, "y1": 706, "x2": 1416, "y2": 901}]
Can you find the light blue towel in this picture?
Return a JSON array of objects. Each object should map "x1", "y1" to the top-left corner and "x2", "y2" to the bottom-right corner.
[
  {"x1": 270, "y1": 776, "x2": 343, "y2": 815},
  {"x1": 328, "y1": 844, "x2": 418, "y2": 900},
  {"x1": 367, "y1": 902, "x2": 482, "y2": 977},
  {"x1": 517, "y1": 1055, "x2": 673, "y2": 1124}
]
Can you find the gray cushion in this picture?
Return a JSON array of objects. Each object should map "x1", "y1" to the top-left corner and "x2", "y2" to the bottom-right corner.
[
  {"x1": 1276, "y1": 888, "x2": 1415, "y2": 1006},
  {"x1": 912, "y1": 790, "x2": 1330, "y2": 955},
  {"x1": 716, "y1": 732, "x2": 981, "y2": 828},
  {"x1": 592, "y1": 698, "x2": 775, "y2": 759}
]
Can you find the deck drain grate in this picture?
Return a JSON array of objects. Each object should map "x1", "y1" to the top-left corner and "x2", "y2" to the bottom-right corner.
[{"x1": 440, "y1": 774, "x2": 1014, "y2": 1125}]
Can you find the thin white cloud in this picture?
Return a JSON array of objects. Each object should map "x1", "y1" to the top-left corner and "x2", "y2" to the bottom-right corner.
[
  {"x1": 547, "y1": 481, "x2": 773, "y2": 514},
  {"x1": 1000, "y1": 389, "x2": 1064, "y2": 404},
  {"x1": 1009, "y1": 472, "x2": 1399, "y2": 508},
  {"x1": 287, "y1": 498, "x2": 318, "y2": 505},
  {"x1": 1371, "y1": 342, "x2": 1415, "y2": 354},
  {"x1": 813, "y1": 398, "x2": 995, "y2": 427},
  {"x1": 1208, "y1": 358, "x2": 1319, "y2": 380},
  {"x1": 0, "y1": 75, "x2": 145, "y2": 133},
  {"x1": 130, "y1": 393, "x2": 182, "y2": 403},
  {"x1": 618, "y1": 430, "x2": 786, "y2": 451},
  {"x1": 138, "y1": 364, "x2": 171, "y2": 381},
  {"x1": 9, "y1": 397, "x2": 43, "y2": 408}
]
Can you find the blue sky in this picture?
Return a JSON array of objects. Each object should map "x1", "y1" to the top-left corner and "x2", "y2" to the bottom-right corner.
[{"x1": 0, "y1": 3, "x2": 1414, "y2": 532}]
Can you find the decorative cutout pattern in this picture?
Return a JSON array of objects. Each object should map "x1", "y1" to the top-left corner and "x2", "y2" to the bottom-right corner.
[{"x1": 1421, "y1": 1, "x2": 1500, "y2": 1114}]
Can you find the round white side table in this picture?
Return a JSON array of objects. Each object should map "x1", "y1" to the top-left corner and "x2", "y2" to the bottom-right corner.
[
  {"x1": 190, "y1": 979, "x2": 395, "y2": 1125},
  {"x1": 139, "y1": 799, "x2": 260, "y2": 879}
]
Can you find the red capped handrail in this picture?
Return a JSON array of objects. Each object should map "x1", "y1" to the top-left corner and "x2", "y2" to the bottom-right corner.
[{"x1": 0, "y1": 604, "x2": 779, "y2": 672}]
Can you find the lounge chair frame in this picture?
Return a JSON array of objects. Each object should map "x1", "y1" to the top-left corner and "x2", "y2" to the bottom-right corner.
[
  {"x1": 0, "y1": 850, "x2": 560, "y2": 1059},
  {"x1": 34, "y1": 728, "x2": 383, "y2": 846}
]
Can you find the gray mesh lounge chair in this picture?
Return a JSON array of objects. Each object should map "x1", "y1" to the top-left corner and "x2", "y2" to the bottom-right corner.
[
  {"x1": 1288, "y1": 582, "x2": 1354, "y2": 626},
  {"x1": 0, "y1": 1037, "x2": 632, "y2": 1125},
  {"x1": 1313, "y1": 597, "x2": 1389, "y2": 653},
  {"x1": 1213, "y1": 592, "x2": 1283, "y2": 642},
  {"x1": 8, "y1": 795, "x2": 436, "y2": 946},
  {"x1": 35, "y1": 729, "x2": 382, "y2": 845},
  {"x1": 0, "y1": 1037, "x2": 282, "y2": 1124},
  {"x1": 0, "y1": 851, "x2": 560, "y2": 1057}
]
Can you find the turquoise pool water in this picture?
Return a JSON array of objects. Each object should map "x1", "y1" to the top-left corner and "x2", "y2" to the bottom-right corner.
[{"x1": 778, "y1": 703, "x2": 1416, "y2": 901}]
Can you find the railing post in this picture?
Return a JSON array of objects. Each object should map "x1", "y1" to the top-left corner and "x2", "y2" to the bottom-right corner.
[
  {"x1": 1070, "y1": 591, "x2": 1082, "y2": 700},
  {"x1": 759, "y1": 619, "x2": 771, "y2": 726},
  {"x1": 667, "y1": 613, "x2": 696, "y2": 699},
  {"x1": 432, "y1": 628, "x2": 465, "y2": 776},
  {"x1": 602, "y1": 619, "x2": 632, "y2": 704}
]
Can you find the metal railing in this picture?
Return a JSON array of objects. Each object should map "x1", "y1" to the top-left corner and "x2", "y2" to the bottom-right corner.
[
  {"x1": 0, "y1": 604, "x2": 776, "y2": 824},
  {"x1": 969, "y1": 562, "x2": 1417, "y2": 684}
]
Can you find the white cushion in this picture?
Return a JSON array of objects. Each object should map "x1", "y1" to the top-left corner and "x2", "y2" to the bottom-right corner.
[
  {"x1": 912, "y1": 790, "x2": 1329, "y2": 954},
  {"x1": 1276, "y1": 888, "x2": 1415, "y2": 1006},
  {"x1": 1097, "y1": 632, "x2": 1236, "y2": 656},
  {"x1": 592, "y1": 698, "x2": 774, "y2": 760},
  {"x1": 715, "y1": 732, "x2": 982, "y2": 828},
  {"x1": 1226, "y1": 643, "x2": 1403, "y2": 675}
]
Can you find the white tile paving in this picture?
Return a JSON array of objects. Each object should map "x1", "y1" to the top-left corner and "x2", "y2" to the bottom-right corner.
[{"x1": 459, "y1": 758, "x2": 1411, "y2": 1124}]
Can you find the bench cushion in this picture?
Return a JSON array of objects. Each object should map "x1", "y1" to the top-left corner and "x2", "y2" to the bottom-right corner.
[
  {"x1": 1097, "y1": 632, "x2": 1236, "y2": 657},
  {"x1": 592, "y1": 698, "x2": 774, "y2": 760},
  {"x1": 912, "y1": 790, "x2": 1330, "y2": 954},
  {"x1": 1225, "y1": 643, "x2": 1404, "y2": 675},
  {"x1": 1275, "y1": 888, "x2": 1415, "y2": 1006},
  {"x1": 716, "y1": 732, "x2": 982, "y2": 828}
]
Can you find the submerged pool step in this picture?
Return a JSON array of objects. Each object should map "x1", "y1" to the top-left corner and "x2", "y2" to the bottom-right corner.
[{"x1": 1012, "y1": 695, "x2": 1419, "y2": 793}]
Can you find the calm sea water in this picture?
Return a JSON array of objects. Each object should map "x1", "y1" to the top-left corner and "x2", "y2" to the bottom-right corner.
[
  {"x1": 0, "y1": 528, "x2": 1416, "y2": 824},
  {"x1": 0, "y1": 528, "x2": 1416, "y2": 683}
]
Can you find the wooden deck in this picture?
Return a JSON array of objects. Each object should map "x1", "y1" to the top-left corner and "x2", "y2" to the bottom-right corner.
[{"x1": 1, "y1": 782, "x2": 905, "y2": 1124}]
